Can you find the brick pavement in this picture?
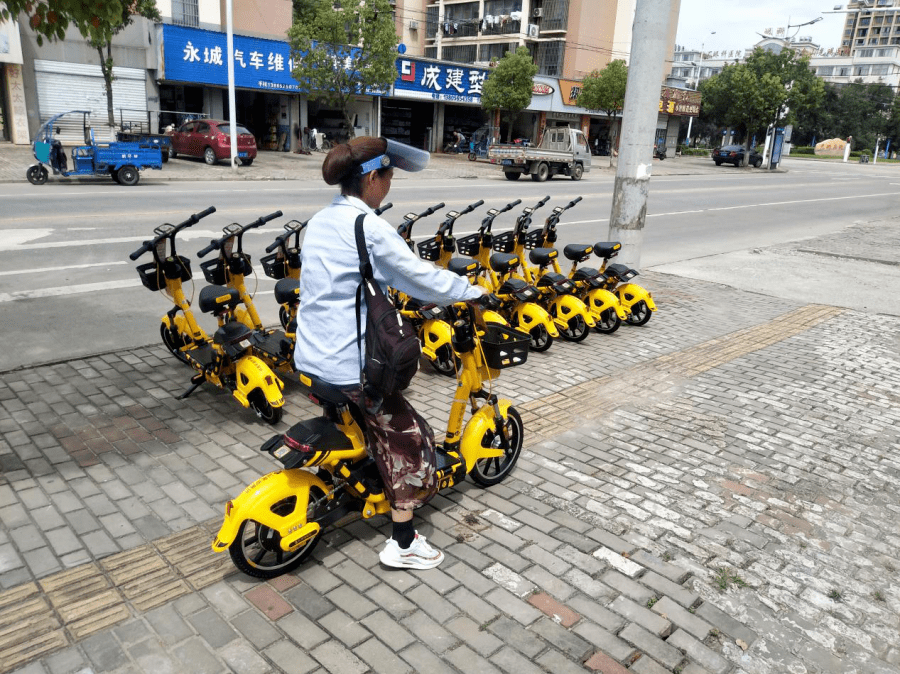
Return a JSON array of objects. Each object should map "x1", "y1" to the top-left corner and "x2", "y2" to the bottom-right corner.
[{"x1": 2, "y1": 231, "x2": 900, "y2": 673}]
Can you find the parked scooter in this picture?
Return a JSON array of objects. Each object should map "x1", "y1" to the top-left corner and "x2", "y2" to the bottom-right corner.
[
  {"x1": 524, "y1": 197, "x2": 628, "y2": 334},
  {"x1": 211, "y1": 296, "x2": 528, "y2": 578},
  {"x1": 455, "y1": 199, "x2": 559, "y2": 352},
  {"x1": 591, "y1": 242, "x2": 657, "y2": 326},
  {"x1": 131, "y1": 208, "x2": 286, "y2": 423},
  {"x1": 494, "y1": 198, "x2": 597, "y2": 341}
]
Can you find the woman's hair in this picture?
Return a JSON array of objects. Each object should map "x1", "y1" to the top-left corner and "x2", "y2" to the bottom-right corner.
[{"x1": 322, "y1": 136, "x2": 389, "y2": 195}]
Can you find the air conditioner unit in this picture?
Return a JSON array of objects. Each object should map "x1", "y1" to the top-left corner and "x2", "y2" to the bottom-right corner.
[
  {"x1": 527, "y1": 23, "x2": 539, "y2": 38},
  {"x1": 533, "y1": 7, "x2": 543, "y2": 17},
  {"x1": 409, "y1": 20, "x2": 419, "y2": 30}
]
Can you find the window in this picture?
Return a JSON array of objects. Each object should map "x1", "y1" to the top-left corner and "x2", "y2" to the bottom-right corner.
[
  {"x1": 426, "y1": 5, "x2": 439, "y2": 39},
  {"x1": 858, "y1": 28, "x2": 868, "y2": 36},
  {"x1": 536, "y1": 40, "x2": 564, "y2": 76},
  {"x1": 478, "y1": 43, "x2": 518, "y2": 62},
  {"x1": 838, "y1": 66, "x2": 851, "y2": 76},
  {"x1": 857, "y1": 48, "x2": 874, "y2": 56},
  {"x1": 441, "y1": 44, "x2": 477, "y2": 63},
  {"x1": 817, "y1": 66, "x2": 834, "y2": 75},
  {"x1": 542, "y1": 0, "x2": 570, "y2": 31},
  {"x1": 425, "y1": 46, "x2": 437, "y2": 58},
  {"x1": 860, "y1": 18, "x2": 870, "y2": 26},
  {"x1": 872, "y1": 64, "x2": 890, "y2": 74},
  {"x1": 876, "y1": 47, "x2": 895, "y2": 55},
  {"x1": 172, "y1": 0, "x2": 199, "y2": 27},
  {"x1": 854, "y1": 65, "x2": 871, "y2": 75}
]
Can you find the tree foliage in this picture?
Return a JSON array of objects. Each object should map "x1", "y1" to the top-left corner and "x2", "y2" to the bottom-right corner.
[
  {"x1": 288, "y1": 0, "x2": 397, "y2": 139},
  {"x1": 577, "y1": 59, "x2": 627, "y2": 162},
  {"x1": 700, "y1": 47, "x2": 824, "y2": 164},
  {"x1": 480, "y1": 45, "x2": 537, "y2": 142}
]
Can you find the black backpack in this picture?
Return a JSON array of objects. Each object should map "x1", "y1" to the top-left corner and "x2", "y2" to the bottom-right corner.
[{"x1": 354, "y1": 213, "x2": 421, "y2": 406}]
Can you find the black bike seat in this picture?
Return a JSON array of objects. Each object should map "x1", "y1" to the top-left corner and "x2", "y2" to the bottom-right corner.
[
  {"x1": 489, "y1": 252, "x2": 519, "y2": 274},
  {"x1": 283, "y1": 416, "x2": 354, "y2": 452},
  {"x1": 199, "y1": 285, "x2": 240, "y2": 314},
  {"x1": 274, "y1": 278, "x2": 300, "y2": 305},
  {"x1": 447, "y1": 257, "x2": 480, "y2": 276},
  {"x1": 528, "y1": 247, "x2": 557, "y2": 267},
  {"x1": 564, "y1": 244, "x2": 593, "y2": 262},
  {"x1": 298, "y1": 372, "x2": 353, "y2": 405},
  {"x1": 592, "y1": 242, "x2": 621, "y2": 259}
]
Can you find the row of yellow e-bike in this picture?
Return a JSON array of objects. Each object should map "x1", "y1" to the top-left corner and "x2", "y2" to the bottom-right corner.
[{"x1": 130, "y1": 198, "x2": 655, "y2": 578}]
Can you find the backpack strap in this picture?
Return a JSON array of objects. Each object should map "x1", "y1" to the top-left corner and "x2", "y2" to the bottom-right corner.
[{"x1": 354, "y1": 213, "x2": 368, "y2": 390}]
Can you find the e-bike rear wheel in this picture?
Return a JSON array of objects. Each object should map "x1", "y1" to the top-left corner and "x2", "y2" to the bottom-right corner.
[
  {"x1": 430, "y1": 344, "x2": 461, "y2": 377},
  {"x1": 593, "y1": 308, "x2": 621, "y2": 334},
  {"x1": 229, "y1": 489, "x2": 324, "y2": 578},
  {"x1": 528, "y1": 324, "x2": 553, "y2": 352},
  {"x1": 249, "y1": 390, "x2": 284, "y2": 425},
  {"x1": 160, "y1": 323, "x2": 189, "y2": 364},
  {"x1": 470, "y1": 407, "x2": 523, "y2": 487},
  {"x1": 560, "y1": 314, "x2": 590, "y2": 342},
  {"x1": 625, "y1": 300, "x2": 652, "y2": 326}
]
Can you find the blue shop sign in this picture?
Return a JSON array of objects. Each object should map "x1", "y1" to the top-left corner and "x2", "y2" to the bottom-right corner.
[
  {"x1": 161, "y1": 24, "x2": 300, "y2": 91},
  {"x1": 394, "y1": 58, "x2": 487, "y2": 104}
]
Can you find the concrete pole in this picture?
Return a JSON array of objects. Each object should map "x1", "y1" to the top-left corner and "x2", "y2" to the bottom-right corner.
[
  {"x1": 608, "y1": 0, "x2": 677, "y2": 269},
  {"x1": 226, "y1": 0, "x2": 238, "y2": 173}
]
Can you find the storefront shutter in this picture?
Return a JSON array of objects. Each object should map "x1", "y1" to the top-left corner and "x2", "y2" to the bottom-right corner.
[{"x1": 34, "y1": 60, "x2": 147, "y2": 144}]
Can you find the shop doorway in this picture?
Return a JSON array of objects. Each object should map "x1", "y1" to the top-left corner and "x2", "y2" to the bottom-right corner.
[
  {"x1": 443, "y1": 103, "x2": 488, "y2": 150},
  {"x1": 159, "y1": 85, "x2": 204, "y2": 131},
  {"x1": 0, "y1": 67, "x2": 8, "y2": 142},
  {"x1": 381, "y1": 99, "x2": 434, "y2": 151},
  {"x1": 232, "y1": 91, "x2": 288, "y2": 152}
]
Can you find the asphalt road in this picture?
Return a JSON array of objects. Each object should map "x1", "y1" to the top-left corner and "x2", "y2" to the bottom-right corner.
[{"x1": 1, "y1": 157, "x2": 898, "y2": 371}]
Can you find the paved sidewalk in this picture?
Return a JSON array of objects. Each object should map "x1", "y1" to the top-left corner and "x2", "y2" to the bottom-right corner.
[{"x1": 2, "y1": 214, "x2": 899, "y2": 674}]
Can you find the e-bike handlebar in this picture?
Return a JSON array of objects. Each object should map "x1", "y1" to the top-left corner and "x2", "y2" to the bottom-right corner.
[
  {"x1": 129, "y1": 206, "x2": 216, "y2": 260},
  {"x1": 544, "y1": 196, "x2": 584, "y2": 228},
  {"x1": 266, "y1": 218, "x2": 310, "y2": 253},
  {"x1": 374, "y1": 202, "x2": 393, "y2": 216},
  {"x1": 480, "y1": 199, "x2": 522, "y2": 231},
  {"x1": 438, "y1": 199, "x2": 484, "y2": 234},
  {"x1": 398, "y1": 202, "x2": 445, "y2": 240},
  {"x1": 198, "y1": 210, "x2": 284, "y2": 257}
]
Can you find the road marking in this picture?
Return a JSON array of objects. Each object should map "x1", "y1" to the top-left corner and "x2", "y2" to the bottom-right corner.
[
  {"x1": 0, "y1": 278, "x2": 144, "y2": 303},
  {"x1": 0, "y1": 261, "x2": 128, "y2": 276}
]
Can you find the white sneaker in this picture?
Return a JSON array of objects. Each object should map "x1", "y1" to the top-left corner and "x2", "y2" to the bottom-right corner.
[{"x1": 379, "y1": 533, "x2": 444, "y2": 569}]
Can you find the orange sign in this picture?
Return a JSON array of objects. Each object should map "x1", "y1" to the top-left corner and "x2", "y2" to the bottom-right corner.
[
  {"x1": 558, "y1": 80, "x2": 583, "y2": 106},
  {"x1": 659, "y1": 87, "x2": 701, "y2": 117}
]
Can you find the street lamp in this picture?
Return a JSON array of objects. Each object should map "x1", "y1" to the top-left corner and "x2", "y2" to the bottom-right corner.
[{"x1": 686, "y1": 33, "x2": 714, "y2": 147}]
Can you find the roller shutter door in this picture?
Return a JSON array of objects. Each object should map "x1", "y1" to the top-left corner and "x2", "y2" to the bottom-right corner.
[{"x1": 34, "y1": 60, "x2": 147, "y2": 143}]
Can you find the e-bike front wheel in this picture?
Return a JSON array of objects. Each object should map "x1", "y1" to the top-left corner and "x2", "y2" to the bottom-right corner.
[
  {"x1": 160, "y1": 323, "x2": 190, "y2": 364},
  {"x1": 249, "y1": 390, "x2": 284, "y2": 425},
  {"x1": 560, "y1": 314, "x2": 590, "y2": 342},
  {"x1": 229, "y1": 489, "x2": 324, "y2": 579},
  {"x1": 470, "y1": 407, "x2": 523, "y2": 487},
  {"x1": 625, "y1": 300, "x2": 652, "y2": 326},
  {"x1": 593, "y1": 308, "x2": 621, "y2": 334},
  {"x1": 529, "y1": 324, "x2": 553, "y2": 352},
  {"x1": 430, "y1": 344, "x2": 460, "y2": 377}
]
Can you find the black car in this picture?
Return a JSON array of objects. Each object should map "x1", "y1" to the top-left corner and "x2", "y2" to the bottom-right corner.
[{"x1": 713, "y1": 144, "x2": 762, "y2": 168}]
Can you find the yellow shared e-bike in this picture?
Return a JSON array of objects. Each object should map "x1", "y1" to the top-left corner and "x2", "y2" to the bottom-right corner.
[
  {"x1": 131, "y1": 208, "x2": 286, "y2": 424},
  {"x1": 211, "y1": 294, "x2": 529, "y2": 578}
]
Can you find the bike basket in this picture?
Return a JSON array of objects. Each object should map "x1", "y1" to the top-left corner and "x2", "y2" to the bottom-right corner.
[
  {"x1": 524, "y1": 230, "x2": 544, "y2": 250},
  {"x1": 456, "y1": 232, "x2": 482, "y2": 256},
  {"x1": 481, "y1": 325, "x2": 529, "y2": 369},
  {"x1": 260, "y1": 252, "x2": 287, "y2": 280},
  {"x1": 136, "y1": 262, "x2": 164, "y2": 291},
  {"x1": 492, "y1": 231, "x2": 516, "y2": 253},
  {"x1": 417, "y1": 236, "x2": 442, "y2": 261},
  {"x1": 200, "y1": 259, "x2": 227, "y2": 285}
]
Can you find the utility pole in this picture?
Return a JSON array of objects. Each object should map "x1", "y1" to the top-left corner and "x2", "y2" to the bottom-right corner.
[{"x1": 608, "y1": 0, "x2": 678, "y2": 269}]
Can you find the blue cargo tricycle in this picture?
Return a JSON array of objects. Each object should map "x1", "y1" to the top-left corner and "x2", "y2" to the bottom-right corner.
[{"x1": 27, "y1": 110, "x2": 163, "y2": 186}]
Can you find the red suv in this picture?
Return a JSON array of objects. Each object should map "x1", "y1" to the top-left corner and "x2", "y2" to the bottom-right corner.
[{"x1": 169, "y1": 119, "x2": 257, "y2": 166}]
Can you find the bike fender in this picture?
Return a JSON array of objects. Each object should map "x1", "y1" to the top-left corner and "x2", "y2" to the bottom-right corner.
[
  {"x1": 460, "y1": 399, "x2": 513, "y2": 469},
  {"x1": 616, "y1": 284, "x2": 657, "y2": 312},
  {"x1": 421, "y1": 319, "x2": 452, "y2": 360},
  {"x1": 554, "y1": 295, "x2": 597, "y2": 328},
  {"x1": 481, "y1": 310, "x2": 508, "y2": 327},
  {"x1": 211, "y1": 468, "x2": 330, "y2": 553},
  {"x1": 234, "y1": 306, "x2": 256, "y2": 330},
  {"x1": 516, "y1": 303, "x2": 559, "y2": 338},
  {"x1": 234, "y1": 356, "x2": 285, "y2": 408},
  {"x1": 586, "y1": 288, "x2": 629, "y2": 321}
]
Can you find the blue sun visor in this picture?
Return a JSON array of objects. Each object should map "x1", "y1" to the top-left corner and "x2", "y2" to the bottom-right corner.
[{"x1": 358, "y1": 139, "x2": 430, "y2": 174}]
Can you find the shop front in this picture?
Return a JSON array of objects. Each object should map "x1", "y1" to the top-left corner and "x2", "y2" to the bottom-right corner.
[
  {"x1": 388, "y1": 57, "x2": 489, "y2": 153},
  {"x1": 658, "y1": 87, "x2": 700, "y2": 154},
  {"x1": 158, "y1": 24, "x2": 306, "y2": 152}
]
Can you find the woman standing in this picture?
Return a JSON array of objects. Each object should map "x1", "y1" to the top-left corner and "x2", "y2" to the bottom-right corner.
[{"x1": 293, "y1": 137, "x2": 485, "y2": 569}]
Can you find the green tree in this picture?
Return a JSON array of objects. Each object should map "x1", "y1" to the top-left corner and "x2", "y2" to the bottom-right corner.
[
  {"x1": 701, "y1": 47, "x2": 824, "y2": 165},
  {"x1": 288, "y1": 0, "x2": 397, "y2": 140},
  {"x1": 2, "y1": 1, "x2": 161, "y2": 128},
  {"x1": 577, "y1": 59, "x2": 627, "y2": 164},
  {"x1": 834, "y1": 80, "x2": 893, "y2": 152},
  {"x1": 480, "y1": 45, "x2": 537, "y2": 143}
]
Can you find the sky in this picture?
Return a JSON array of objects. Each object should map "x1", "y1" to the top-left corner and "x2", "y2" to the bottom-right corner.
[{"x1": 674, "y1": 0, "x2": 847, "y2": 54}]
